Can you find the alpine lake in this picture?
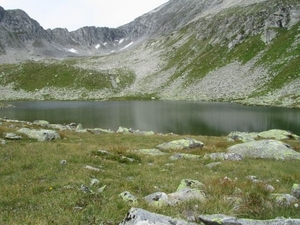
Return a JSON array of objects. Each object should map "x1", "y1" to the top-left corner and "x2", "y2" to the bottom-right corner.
[{"x1": 0, "y1": 100, "x2": 300, "y2": 136}]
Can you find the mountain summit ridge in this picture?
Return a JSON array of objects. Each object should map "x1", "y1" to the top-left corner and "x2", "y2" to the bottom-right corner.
[{"x1": 0, "y1": 0, "x2": 300, "y2": 108}]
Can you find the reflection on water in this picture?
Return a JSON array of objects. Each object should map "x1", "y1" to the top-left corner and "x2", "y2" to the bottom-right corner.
[{"x1": 0, "y1": 101, "x2": 300, "y2": 136}]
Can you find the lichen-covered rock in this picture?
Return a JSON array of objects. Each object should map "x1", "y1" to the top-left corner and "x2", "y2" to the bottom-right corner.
[
  {"x1": 120, "y1": 208, "x2": 197, "y2": 225},
  {"x1": 291, "y1": 183, "x2": 300, "y2": 199},
  {"x1": 144, "y1": 192, "x2": 168, "y2": 207},
  {"x1": 157, "y1": 138, "x2": 204, "y2": 150},
  {"x1": 117, "y1": 127, "x2": 154, "y2": 135},
  {"x1": 204, "y1": 152, "x2": 243, "y2": 161},
  {"x1": 271, "y1": 194, "x2": 298, "y2": 207},
  {"x1": 169, "y1": 153, "x2": 201, "y2": 160},
  {"x1": 176, "y1": 179, "x2": 205, "y2": 191},
  {"x1": 4, "y1": 133, "x2": 22, "y2": 140},
  {"x1": 119, "y1": 191, "x2": 138, "y2": 204},
  {"x1": 167, "y1": 188, "x2": 206, "y2": 206},
  {"x1": 258, "y1": 129, "x2": 300, "y2": 140},
  {"x1": 0, "y1": 138, "x2": 6, "y2": 145},
  {"x1": 198, "y1": 214, "x2": 300, "y2": 225},
  {"x1": 227, "y1": 131, "x2": 258, "y2": 142},
  {"x1": 227, "y1": 140, "x2": 300, "y2": 160},
  {"x1": 87, "y1": 128, "x2": 114, "y2": 134},
  {"x1": 33, "y1": 120, "x2": 50, "y2": 126},
  {"x1": 17, "y1": 128, "x2": 60, "y2": 141}
]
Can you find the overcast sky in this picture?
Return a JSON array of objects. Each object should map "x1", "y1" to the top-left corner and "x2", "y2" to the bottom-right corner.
[{"x1": 0, "y1": 0, "x2": 169, "y2": 31}]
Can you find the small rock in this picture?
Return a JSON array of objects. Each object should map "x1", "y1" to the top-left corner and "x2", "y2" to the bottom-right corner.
[
  {"x1": 119, "y1": 191, "x2": 138, "y2": 204},
  {"x1": 169, "y1": 153, "x2": 201, "y2": 160},
  {"x1": 90, "y1": 178, "x2": 100, "y2": 187},
  {"x1": 271, "y1": 193, "x2": 298, "y2": 206},
  {"x1": 157, "y1": 138, "x2": 204, "y2": 150},
  {"x1": 84, "y1": 165, "x2": 101, "y2": 172},
  {"x1": 176, "y1": 179, "x2": 205, "y2": 191},
  {"x1": 33, "y1": 120, "x2": 50, "y2": 126},
  {"x1": 291, "y1": 183, "x2": 300, "y2": 199},
  {"x1": 60, "y1": 160, "x2": 67, "y2": 165},
  {"x1": 4, "y1": 133, "x2": 22, "y2": 140},
  {"x1": 80, "y1": 184, "x2": 92, "y2": 193},
  {"x1": 97, "y1": 185, "x2": 107, "y2": 193}
]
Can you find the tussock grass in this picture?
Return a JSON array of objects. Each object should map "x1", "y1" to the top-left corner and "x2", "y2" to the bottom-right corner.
[{"x1": 0, "y1": 122, "x2": 299, "y2": 224}]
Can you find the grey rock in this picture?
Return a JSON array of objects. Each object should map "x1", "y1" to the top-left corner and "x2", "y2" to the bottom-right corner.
[
  {"x1": 33, "y1": 120, "x2": 50, "y2": 126},
  {"x1": 87, "y1": 128, "x2": 114, "y2": 134},
  {"x1": 227, "y1": 131, "x2": 258, "y2": 142},
  {"x1": 0, "y1": 138, "x2": 6, "y2": 145},
  {"x1": 291, "y1": 183, "x2": 300, "y2": 199},
  {"x1": 204, "y1": 152, "x2": 243, "y2": 161},
  {"x1": 84, "y1": 165, "x2": 101, "y2": 172},
  {"x1": 4, "y1": 133, "x2": 22, "y2": 140},
  {"x1": 228, "y1": 140, "x2": 300, "y2": 160},
  {"x1": 119, "y1": 191, "x2": 138, "y2": 204},
  {"x1": 258, "y1": 129, "x2": 300, "y2": 140},
  {"x1": 271, "y1": 194, "x2": 298, "y2": 207},
  {"x1": 169, "y1": 153, "x2": 201, "y2": 160},
  {"x1": 144, "y1": 192, "x2": 169, "y2": 207},
  {"x1": 134, "y1": 149, "x2": 166, "y2": 156},
  {"x1": 80, "y1": 184, "x2": 92, "y2": 193},
  {"x1": 176, "y1": 179, "x2": 205, "y2": 191},
  {"x1": 157, "y1": 138, "x2": 204, "y2": 150},
  {"x1": 60, "y1": 159, "x2": 67, "y2": 165},
  {"x1": 90, "y1": 178, "x2": 100, "y2": 187},
  {"x1": 198, "y1": 214, "x2": 300, "y2": 225},
  {"x1": 17, "y1": 128, "x2": 60, "y2": 141},
  {"x1": 167, "y1": 188, "x2": 206, "y2": 206},
  {"x1": 117, "y1": 127, "x2": 155, "y2": 135},
  {"x1": 120, "y1": 208, "x2": 197, "y2": 225}
]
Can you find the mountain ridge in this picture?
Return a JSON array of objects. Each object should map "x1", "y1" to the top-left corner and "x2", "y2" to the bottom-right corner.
[{"x1": 0, "y1": 0, "x2": 300, "y2": 108}]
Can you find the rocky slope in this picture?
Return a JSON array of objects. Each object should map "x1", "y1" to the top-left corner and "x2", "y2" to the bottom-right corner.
[{"x1": 0, "y1": 0, "x2": 300, "y2": 107}]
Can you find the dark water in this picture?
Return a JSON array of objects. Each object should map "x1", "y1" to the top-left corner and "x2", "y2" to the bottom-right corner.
[{"x1": 1, "y1": 101, "x2": 300, "y2": 136}]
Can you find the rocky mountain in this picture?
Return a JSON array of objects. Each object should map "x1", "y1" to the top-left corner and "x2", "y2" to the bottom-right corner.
[{"x1": 0, "y1": 0, "x2": 300, "y2": 107}]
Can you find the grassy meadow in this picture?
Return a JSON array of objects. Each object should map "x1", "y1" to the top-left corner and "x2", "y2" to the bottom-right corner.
[{"x1": 0, "y1": 120, "x2": 300, "y2": 224}]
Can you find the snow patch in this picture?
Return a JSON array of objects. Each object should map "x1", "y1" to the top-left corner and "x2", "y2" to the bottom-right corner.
[
  {"x1": 120, "y1": 42, "x2": 133, "y2": 51},
  {"x1": 118, "y1": 39, "x2": 124, "y2": 44},
  {"x1": 67, "y1": 48, "x2": 78, "y2": 54},
  {"x1": 95, "y1": 44, "x2": 100, "y2": 49},
  {"x1": 103, "y1": 42, "x2": 107, "y2": 46}
]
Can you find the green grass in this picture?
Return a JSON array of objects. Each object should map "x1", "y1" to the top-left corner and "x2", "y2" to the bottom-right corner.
[
  {"x1": 0, "y1": 61, "x2": 136, "y2": 92},
  {"x1": 0, "y1": 120, "x2": 299, "y2": 224}
]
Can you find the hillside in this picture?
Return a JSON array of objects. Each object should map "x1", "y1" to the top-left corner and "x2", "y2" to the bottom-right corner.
[{"x1": 0, "y1": 0, "x2": 300, "y2": 107}]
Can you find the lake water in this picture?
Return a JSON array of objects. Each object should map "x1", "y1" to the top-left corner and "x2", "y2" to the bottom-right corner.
[{"x1": 1, "y1": 101, "x2": 300, "y2": 136}]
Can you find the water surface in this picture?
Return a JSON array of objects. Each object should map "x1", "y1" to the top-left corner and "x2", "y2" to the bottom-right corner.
[{"x1": 0, "y1": 101, "x2": 300, "y2": 136}]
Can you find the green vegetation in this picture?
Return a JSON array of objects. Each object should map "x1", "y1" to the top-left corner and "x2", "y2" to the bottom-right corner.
[
  {"x1": 0, "y1": 120, "x2": 299, "y2": 224},
  {"x1": 0, "y1": 60, "x2": 135, "y2": 92}
]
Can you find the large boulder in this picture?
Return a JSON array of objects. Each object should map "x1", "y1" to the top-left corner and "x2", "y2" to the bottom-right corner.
[
  {"x1": 17, "y1": 128, "x2": 60, "y2": 141},
  {"x1": 120, "y1": 208, "x2": 198, "y2": 225},
  {"x1": 258, "y1": 129, "x2": 300, "y2": 140},
  {"x1": 227, "y1": 140, "x2": 300, "y2": 160},
  {"x1": 198, "y1": 214, "x2": 300, "y2": 225},
  {"x1": 157, "y1": 138, "x2": 204, "y2": 150}
]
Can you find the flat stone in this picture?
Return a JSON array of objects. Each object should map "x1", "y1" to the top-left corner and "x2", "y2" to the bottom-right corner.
[
  {"x1": 258, "y1": 129, "x2": 300, "y2": 140},
  {"x1": 134, "y1": 149, "x2": 166, "y2": 156},
  {"x1": 204, "y1": 152, "x2": 243, "y2": 161},
  {"x1": 169, "y1": 153, "x2": 201, "y2": 160},
  {"x1": 157, "y1": 138, "x2": 204, "y2": 150},
  {"x1": 198, "y1": 214, "x2": 300, "y2": 225},
  {"x1": 120, "y1": 208, "x2": 197, "y2": 225},
  {"x1": 4, "y1": 133, "x2": 22, "y2": 140}
]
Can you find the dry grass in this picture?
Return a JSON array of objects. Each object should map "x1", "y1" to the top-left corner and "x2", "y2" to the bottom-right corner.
[{"x1": 0, "y1": 121, "x2": 299, "y2": 224}]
